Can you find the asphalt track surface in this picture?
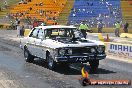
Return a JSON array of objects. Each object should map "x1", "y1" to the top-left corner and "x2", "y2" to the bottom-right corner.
[{"x1": 0, "y1": 31, "x2": 132, "y2": 88}]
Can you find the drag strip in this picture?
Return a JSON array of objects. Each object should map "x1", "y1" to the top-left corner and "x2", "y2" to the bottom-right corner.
[{"x1": 0, "y1": 37, "x2": 132, "y2": 88}]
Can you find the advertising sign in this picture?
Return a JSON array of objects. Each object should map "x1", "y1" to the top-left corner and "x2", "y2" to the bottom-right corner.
[{"x1": 107, "y1": 43, "x2": 132, "y2": 59}]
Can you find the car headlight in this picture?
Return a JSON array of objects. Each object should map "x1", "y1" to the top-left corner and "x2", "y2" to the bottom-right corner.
[
  {"x1": 97, "y1": 46, "x2": 105, "y2": 53},
  {"x1": 91, "y1": 48, "x2": 96, "y2": 53},
  {"x1": 59, "y1": 49, "x2": 65, "y2": 55},
  {"x1": 67, "y1": 49, "x2": 72, "y2": 54}
]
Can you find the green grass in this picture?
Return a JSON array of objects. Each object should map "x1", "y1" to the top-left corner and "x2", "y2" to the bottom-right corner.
[
  {"x1": 0, "y1": 0, "x2": 20, "y2": 18},
  {"x1": 0, "y1": 0, "x2": 20, "y2": 6}
]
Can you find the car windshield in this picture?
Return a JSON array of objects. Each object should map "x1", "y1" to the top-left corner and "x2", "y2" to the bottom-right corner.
[{"x1": 44, "y1": 28, "x2": 84, "y2": 39}]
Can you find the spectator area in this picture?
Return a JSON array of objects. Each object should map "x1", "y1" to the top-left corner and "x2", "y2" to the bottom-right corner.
[
  {"x1": 10, "y1": 0, "x2": 67, "y2": 25},
  {"x1": 121, "y1": 0, "x2": 132, "y2": 27},
  {"x1": 68, "y1": 0, "x2": 122, "y2": 27},
  {"x1": 4, "y1": 0, "x2": 132, "y2": 28},
  {"x1": 0, "y1": 0, "x2": 20, "y2": 18}
]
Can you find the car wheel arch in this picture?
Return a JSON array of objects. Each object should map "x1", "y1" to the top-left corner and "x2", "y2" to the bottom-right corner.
[{"x1": 24, "y1": 45, "x2": 31, "y2": 55}]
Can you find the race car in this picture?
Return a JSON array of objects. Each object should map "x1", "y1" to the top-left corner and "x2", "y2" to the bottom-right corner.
[{"x1": 20, "y1": 25, "x2": 106, "y2": 70}]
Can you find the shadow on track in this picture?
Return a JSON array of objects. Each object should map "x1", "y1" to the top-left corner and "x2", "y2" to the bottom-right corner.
[
  {"x1": 97, "y1": 68, "x2": 116, "y2": 74},
  {"x1": 30, "y1": 59, "x2": 116, "y2": 75}
]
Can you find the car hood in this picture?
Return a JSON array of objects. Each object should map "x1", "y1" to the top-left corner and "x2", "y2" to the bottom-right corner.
[{"x1": 43, "y1": 38, "x2": 105, "y2": 49}]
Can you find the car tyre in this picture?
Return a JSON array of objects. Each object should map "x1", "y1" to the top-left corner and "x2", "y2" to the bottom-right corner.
[
  {"x1": 24, "y1": 49, "x2": 34, "y2": 63},
  {"x1": 47, "y1": 55, "x2": 56, "y2": 70},
  {"x1": 89, "y1": 60, "x2": 99, "y2": 73}
]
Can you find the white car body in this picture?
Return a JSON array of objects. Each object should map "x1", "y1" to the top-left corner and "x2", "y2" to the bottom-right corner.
[{"x1": 21, "y1": 25, "x2": 106, "y2": 69}]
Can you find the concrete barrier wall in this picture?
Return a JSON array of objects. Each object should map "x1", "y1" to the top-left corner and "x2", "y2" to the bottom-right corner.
[
  {"x1": 0, "y1": 24, "x2": 10, "y2": 29},
  {"x1": 104, "y1": 42, "x2": 132, "y2": 59},
  {"x1": 120, "y1": 33, "x2": 132, "y2": 38},
  {"x1": 24, "y1": 29, "x2": 31, "y2": 37},
  {"x1": 91, "y1": 28, "x2": 132, "y2": 33}
]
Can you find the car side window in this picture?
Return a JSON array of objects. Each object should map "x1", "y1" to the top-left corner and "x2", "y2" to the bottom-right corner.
[
  {"x1": 29, "y1": 28, "x2": 39, "y2": 38},
  {"x1": 38, "y1": 29, "x2": 44, "y2": 40},
  {"x1": 45, "y1": 29, "x2": 52, "y2": 39}
]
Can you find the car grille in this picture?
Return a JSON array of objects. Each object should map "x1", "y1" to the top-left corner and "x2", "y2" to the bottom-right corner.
[{"x1": 71, "y1": 46, "x2": 97, "y2": 55}]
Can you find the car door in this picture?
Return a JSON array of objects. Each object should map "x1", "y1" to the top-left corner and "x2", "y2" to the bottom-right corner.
[
  {"x1": 35, "y1": 28, "x2": 45, "y2": 58},
  {"x1": 27, "y1": 28, "x2": 40, "y2": 56}
]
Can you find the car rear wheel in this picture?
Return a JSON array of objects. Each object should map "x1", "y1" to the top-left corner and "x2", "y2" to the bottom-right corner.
[
  {"x1": 47, "y1": 55, "x2": 56, "y2": 70},
  {"x1": 24, "y1": 49, "x2": 34, "y2": 63},
  {"x1": 89, "y1": 60, "x2": 99, "y2": 73}
]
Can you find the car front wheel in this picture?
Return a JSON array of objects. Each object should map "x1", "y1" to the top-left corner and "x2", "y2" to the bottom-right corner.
[
  {"x1": 24, "y1": 49, "x2": 34, "y2": 63},
  {"x1": 47, "y1": 55, "x2": 56, "y2": 70}
]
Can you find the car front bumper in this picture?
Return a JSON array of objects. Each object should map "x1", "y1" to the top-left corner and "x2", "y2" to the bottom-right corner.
[{"x1": 55, "y1": 54, "x2": 106, "y2": 63}]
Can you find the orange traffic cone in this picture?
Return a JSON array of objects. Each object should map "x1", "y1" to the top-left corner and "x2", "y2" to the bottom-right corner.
[{"x1": 105, "y1": 34, "x2": 110, "y2": 42}]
